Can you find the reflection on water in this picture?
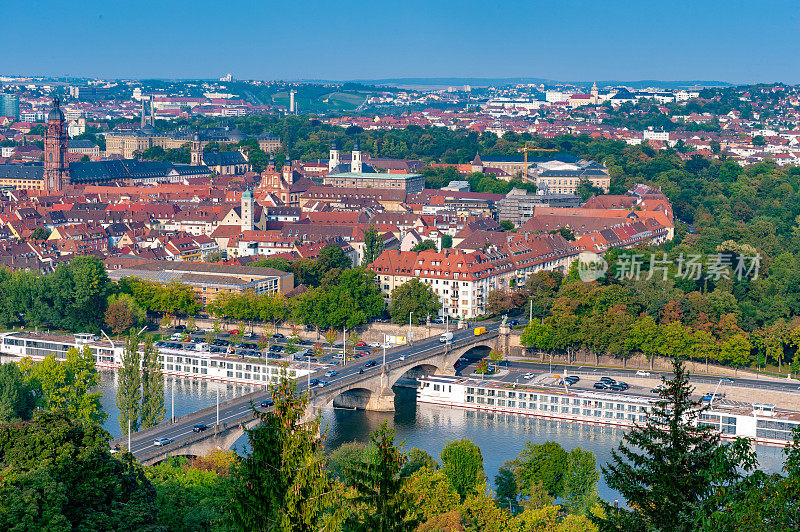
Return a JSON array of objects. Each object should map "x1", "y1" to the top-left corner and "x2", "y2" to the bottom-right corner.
[
  {"x1": 321, "y1": 387, "x2": 787, "y2": 503},
  {"x1": 71, "y1": 369, "x2": 789, "y2": 504},
  {"x1": 95, "y1": 370, "x2": 257, "y2": 439}
]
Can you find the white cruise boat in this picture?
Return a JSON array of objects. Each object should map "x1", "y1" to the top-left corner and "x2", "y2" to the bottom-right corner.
[
  {"x1": 417, "y1": 375, "x2": 800, "y2": 446},
  {"x1": 0, "y1": 331, "x2": 320, "y2": 386}
]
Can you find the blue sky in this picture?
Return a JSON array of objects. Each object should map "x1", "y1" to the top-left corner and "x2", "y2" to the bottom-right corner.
[{"x1": 6, "y1": 0, "x2": 799, "y2": 83}]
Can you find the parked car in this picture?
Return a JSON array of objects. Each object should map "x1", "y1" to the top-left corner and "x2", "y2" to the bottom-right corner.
[
  {"x1": 609, "y1": 384, "x2": 625, "y2": 392},
  {"x1": 635, "y1": 370, "x2": 651, "y2": 377},
  {"x1": 593, "y1": 382, "x2": 610, "y2": 390},
  {"x1": 228, "y1": 329, "x2": 239, "y2": 335},
  {"x1": 364, "y1": 360, "x2": 377, "y2": 368},
  {"x1": 272, "y1": 333, "x2": 285, "y2": 339},
  {"x1": 153, "y1": 437, "x2": 173, "y2": 447},
  {"x1": 617, "y1": 381, "x2": 630, "y2": 390},
  {"x1": 324, "y1": 370, "x2": 338, "y2": 377},
  {"x1": 260, "y1": 399, "x2": 274, "y2": 408},
  {"x1": 269, "y1": 345, "x2": 283, "y2": 352},
  {"x1": 309, "y1": 378, "x2": 320, "y2": 387},
  {"x1": 193, "y1": 424, "x2": 208, "y2": 433},
  {"x1": 565, "y1": 375, "x2": 579, "y2": 383},
  {"x1": 599, "y1": 377, "x2": 616, "y2": 385},
  {"x1": 651, "y1": 385, "x2": 666, "y2": 394},
  {"x1": 174, "y1": 325, "x2": 186, "y2": 331},
  {"x1": 356, "y1": 341, "x2": 366, "y2": 347},
  {"x1": 523, "y1": 372, "x2": 534, "y2": 380},
  {"x1": 333, "y1": 353, "x2": 344, "y2": 359},
  {"x1": 368, "y1": 342, "x2": 381, "y2": 348},
  {"x1": 508, "y1": 319, "x2": 519, "y2": 326}
]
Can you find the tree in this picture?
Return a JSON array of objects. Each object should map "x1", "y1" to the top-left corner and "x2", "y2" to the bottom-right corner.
[
  {"x1": 0, "y1": 412, "x2": 158, "y2": 531},
  {"x1": 594, "y1": 357, "x2": 756, "y2": 532},
  {"x1": 146, "y1": 451, "x2": 233, "y2": 532},
  {"x1": 476, "y1": 359, "x2": 489, "y2": 377},
  {"x1": 116, "y1": 332, "x2": 141, "y2": 435},
  {"x1": 140, "y1": 335, "x2": 165, "y2": 430},
  {"x1": 204, "y1": 250, "x2": 226, "y2": 263},
  {"x1": 495, "y1": 464, "x2": 520, "y2": 513},
  {"x1": 719, "y1": 333, "x2": 752, "y2": 375},
  {"x1": 225, "y1": 372, "x2": 333, "y2": 531},
  {"x1": 30, "y1": 227, "x2": 50, "y2": 240},
  {"x1": 20, "y1": 346, "x2": 105, "y2": 425},
  {"x1": 344, "y1": 422, "x2": 415, "y2": 531},
  {"x1": 410, "y1": 240, "x2": 437, "y2": 252},
  {"x1": 0, "y1": 361, "x2": 38, "y2": 422},
  {"x1": 67, "y1": 255, "x2": 111, "y2": 330},
  {"x1": 489, "y1": 348, "x2": 503, "y2": 371},
  {"x1": 508, "y1": 441, "x2": 569, "y2": 500},
  {"x1": 440, "y1": 234, "x2": 453, "y2": 249},
  {"x1": 389, "y1": 278, "x2": 441, "y2": 325},
  {"x1": 318, "y1": 242, "x2": 352, "y2": 270},
  {"x1": 105, "y1": 293, "x2": 145, "y2": 336},
  {"x1": 439, "y1": 439, "x2": 485, "y2": 502},
  {"x1": 362, "y1": 224, "x2": 385, "y2": 266},
  {"x1": 699, "y1": 426, "x2": 800, "y2": 531},
  {"x1": 562, "y1": 448, "x2": 599, "y2": 516}
]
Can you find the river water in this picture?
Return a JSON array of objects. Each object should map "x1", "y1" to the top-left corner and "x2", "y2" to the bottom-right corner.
[{"x1": 92, "y1": 372, "x2": 787, "y2": 504}]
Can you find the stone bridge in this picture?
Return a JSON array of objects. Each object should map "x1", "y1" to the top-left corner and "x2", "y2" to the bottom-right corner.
[
  {"x1": 121, "y1": 325, "x2": 509, "y2": 464},
  {"x1": 303, "y1": 328, "x2": 505, "y2": 419}
]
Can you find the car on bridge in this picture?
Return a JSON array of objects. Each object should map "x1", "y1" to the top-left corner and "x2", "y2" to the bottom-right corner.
[
  {"x1": 153, "y1": 437, "x2": 173, "y2": 447},
  {"x1": 260, "y1": 399, "x2": 274, "y2": 407},
  {"x1": 324, "y1": 370, "x2": 338, "y2": 377},
  {"x1": 364, "y1": 360, "x2": 377, "y2": 368},
  {"x1": 636, "y1": 370, "x2": 651, "y2": 377},
  {"x1": 193, "y1": 424, "x2": 208, "y2": 433},
  {"x1": 309, "y1": 378, "x2": 320, "y2": 387},
  {"x1": 474, "y1": 326, "x2": 488, "y2": 336},
  {"x1": 593, "y1": 382, "x2": 610, "y2": 390}
]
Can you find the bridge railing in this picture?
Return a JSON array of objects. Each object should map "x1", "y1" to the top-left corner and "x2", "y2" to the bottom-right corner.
[
  {"x1": 308, "y1": 331, "x2": 500, "y2": 399},
  {"x1": 112, "y1": 388, "x2": 265, "y2": 447}
]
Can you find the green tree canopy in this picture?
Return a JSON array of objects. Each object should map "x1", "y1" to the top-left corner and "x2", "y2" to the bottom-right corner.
[{"x1": 389, "y1": 278, "x2": 442, "y2": 325}]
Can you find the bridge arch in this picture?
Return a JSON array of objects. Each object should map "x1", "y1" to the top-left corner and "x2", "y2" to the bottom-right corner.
[
  {"x1": 389, "y1": 362, "x2": 440, "y2": 388},
  {"x1": 443, "y1": 341, "x2": 496, "y2": 371},
  {"x1": 331, "y1": 386, "x2": 378, "y2": 410}
]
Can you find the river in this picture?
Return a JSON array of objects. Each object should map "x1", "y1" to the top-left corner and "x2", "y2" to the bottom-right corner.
[{"x1": 93, "y1": 372, "x2": 787, "y2": 504}]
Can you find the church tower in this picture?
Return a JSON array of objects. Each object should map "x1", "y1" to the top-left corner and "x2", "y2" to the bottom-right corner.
[
  {"x1": 351, "y1": 138, "x2": 362, "y2": 173},
  {"x1": 591, "y1": 82, "x2": 599, "y2": 104},
  {"x1": 44, "y1": 97, "x2": 68, "y2": 192},
  {"x1": 241, "y1": 189, "x2": 254, "y2": 231},
  {"x1": 190, "y1": 129, "x2": 202, "y2": 166},
  {"x1": 328, "y1": 140, "x2": 340, "y2": 173}
]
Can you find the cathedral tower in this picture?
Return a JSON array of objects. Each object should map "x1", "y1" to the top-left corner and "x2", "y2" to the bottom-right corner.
[
  {"x1": 190, "y1": 129, "x2": 202, "y2": 166},
  {"x1": 328, "y1": 140, "x2": 340, "y2": 173},
  {"x1": 44, "y1": 97, "x2": 68, "y2": 192},
  {"x1": 351, "y1": 138, "x2": 362, "y2": 173}
]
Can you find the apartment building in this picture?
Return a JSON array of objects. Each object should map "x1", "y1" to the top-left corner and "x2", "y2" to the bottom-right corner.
[{"x1": 369, "y1": 248, "x2": 516, "y2": 319}]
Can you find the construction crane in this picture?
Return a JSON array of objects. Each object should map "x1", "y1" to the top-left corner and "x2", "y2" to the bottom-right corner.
[
  {"x1": 517, "y1": 142, "x2": 558, "y2": 182},
  {"x1": 517, "y1": 142, "x2": 558, "y2": 167}
]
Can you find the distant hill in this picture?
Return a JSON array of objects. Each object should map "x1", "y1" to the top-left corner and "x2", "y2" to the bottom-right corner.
[{"x1": 340, "y1": 77, "x2": 733, "y2": 89}]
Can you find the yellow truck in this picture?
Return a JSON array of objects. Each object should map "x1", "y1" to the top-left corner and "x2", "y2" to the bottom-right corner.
[{"x1": 473, "y1": 326, "x2": 487, "y2": 336}]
